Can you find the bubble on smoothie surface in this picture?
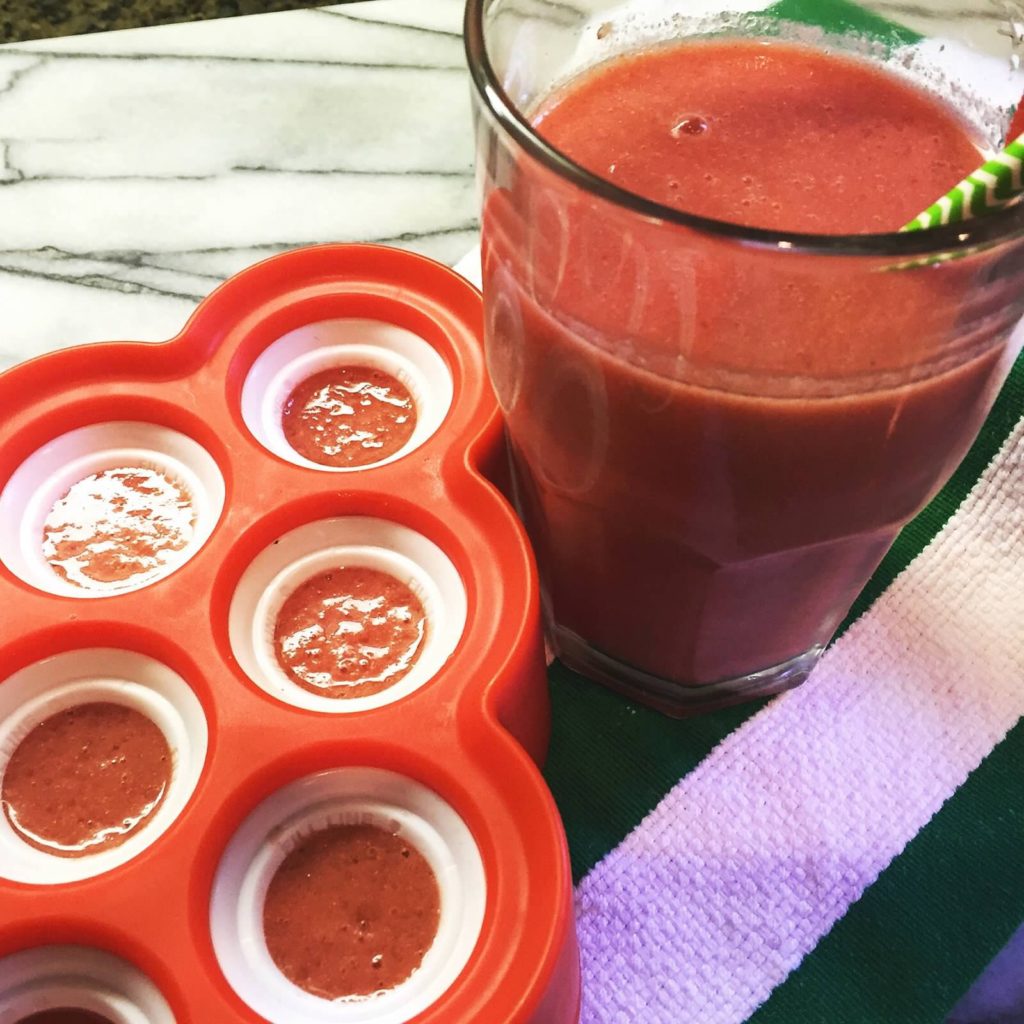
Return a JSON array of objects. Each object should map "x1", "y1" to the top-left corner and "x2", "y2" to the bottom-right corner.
[
  {"x1": 42, "y1": 466, "x2": 195, "y2": 591},
  {"x1": 671, "y1": 115, "x2": 709, "y2": 137}
]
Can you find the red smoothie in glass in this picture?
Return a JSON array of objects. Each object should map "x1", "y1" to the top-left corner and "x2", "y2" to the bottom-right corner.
[
  {"x1": 482, "y1": 41, "x2": 1005, "y2": 691},
  {"x1": 263, "y1": 823, "x2": 440, "y2": 999},
  {"x1": 1, "y1": 702, "x2": 170, "y2": 857}
]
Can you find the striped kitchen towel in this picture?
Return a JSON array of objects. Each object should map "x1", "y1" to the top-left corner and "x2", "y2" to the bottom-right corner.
[{"x1": 456, "y1": 173, "x2": 1024, "y2": 1019}]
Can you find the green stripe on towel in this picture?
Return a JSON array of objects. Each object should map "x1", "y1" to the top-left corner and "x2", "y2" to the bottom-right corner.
[{"x1": 764, "y1": 0, "x2": 921, "y2": 46}]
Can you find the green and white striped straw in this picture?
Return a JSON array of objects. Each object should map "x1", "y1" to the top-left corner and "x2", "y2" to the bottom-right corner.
[{"x1": 902, "y1": 132, "x2": 1024, "y2": 231}]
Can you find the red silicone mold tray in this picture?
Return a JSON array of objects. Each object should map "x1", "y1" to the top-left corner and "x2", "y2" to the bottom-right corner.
[{"x1": 0, "y1": 245, "x2": 580, "y2": 1024}]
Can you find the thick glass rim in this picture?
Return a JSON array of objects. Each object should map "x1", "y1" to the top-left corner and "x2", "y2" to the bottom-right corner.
[{"x1": 464, "y1": 0, "x2": 1024, "y2": 258}]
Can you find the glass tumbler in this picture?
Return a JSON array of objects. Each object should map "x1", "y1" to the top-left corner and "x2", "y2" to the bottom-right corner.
[{"x1": 465, "y1": 0, "x2": 1024, "y2": 715}]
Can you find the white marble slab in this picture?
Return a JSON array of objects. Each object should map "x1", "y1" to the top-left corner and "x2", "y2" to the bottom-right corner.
[{"x1": 0, "y1": 0, "x2": 477, "y2": 369}]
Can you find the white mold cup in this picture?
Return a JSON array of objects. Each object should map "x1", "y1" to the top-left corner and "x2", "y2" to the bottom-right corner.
[
  {"x1": 0, "y1": 421, "x2": 225, "y2": 598},
  {"x1": 240, "y1": 319, "x2": 454, "y2": 471},
  {"x1": 210, "y1": 768, "x2": 486, "y2": 1024},
  {"x1": 0, "y1": 649, "x2": 208, "y2": 885},
  {"x1": 228, "y1": 518, "x2": 467, "y2": 713},
  {"x1": 0, "y1": 945, "x2": 175, "y2": 1024}
]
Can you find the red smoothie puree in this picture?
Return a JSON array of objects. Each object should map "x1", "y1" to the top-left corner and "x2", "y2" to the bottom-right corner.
[
  {"x1": 18, "y1": 1012, "x2": 114, "y2": 1024},
  {"x1": 1, "y1": 702, "x2": 171, "y2": 857},
  {"x1": 274, "y1": 566, "x2": 427, "y2": 698},
  {"x1": 42, "y1": 467, "x2": 194, "y2": 592},
  {"x1": 263, "y1": 823, "x2": 440, "y2": 999},
  {"x1": 483, "y1": 41, "x2": 1006, "y2": 688},
  {"x1": 282, "y1": 366, "x2": 416, "y2": 467}
]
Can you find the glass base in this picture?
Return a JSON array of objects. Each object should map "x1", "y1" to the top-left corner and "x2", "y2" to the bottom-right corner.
[{"x1": 551, "y1": 625, "x2": 822, "y2": 717}]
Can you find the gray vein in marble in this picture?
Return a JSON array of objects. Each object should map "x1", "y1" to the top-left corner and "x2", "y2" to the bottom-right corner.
[
  {"x1": 0, "y1": 255, "x2": 206, "y2": 303},
  {"x1": 0, "y1": 142, "x2": 22, "y2": 182},
  {"x1": 1, "y1": 168, "x2": 473, "y2": 185},
  {"x1": 321, "y1": 0, "x2": 468, "y2": 36},
  {"x1": 0, "y1": 52, "x2": 475, "y2": 178},
  {"x1": 1, "y1": 47, "x2": 464, "y2": 71},
  {"x1": 0, "y1": 57, "x2": 478, "y2": 185},
  {"x1": 10, "y1": 1, "x2": 466, "y2": 65},
  {"x1": 0, "y1": 220, "x2": 478, "y2": 362},
  {"x1": 0, "y1": 54, "x2": 42, "y2": 102},
  {"x1": 128, "y1": 227, "x2": 480, "y2": 279},
  {"x1": 228, "y1": 166, "x2": 470, "y2": 177},
  {"x1": 314, "y1": 7, "x2": 463, "y2": 40}
]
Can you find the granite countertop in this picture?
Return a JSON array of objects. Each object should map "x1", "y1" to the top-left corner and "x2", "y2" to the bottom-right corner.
[{"x1": 1, "y1": 0, "x2": 333, "y2": 45}]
